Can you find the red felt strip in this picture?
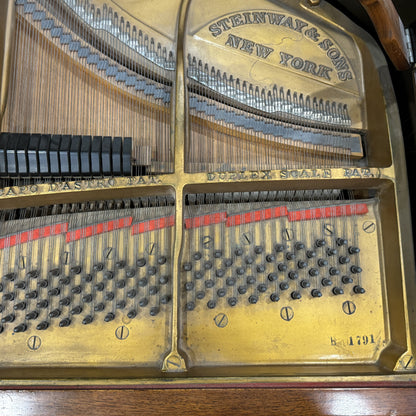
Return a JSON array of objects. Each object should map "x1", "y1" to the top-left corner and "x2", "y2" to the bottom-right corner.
[
  {"x1": 226, "y1": 206, "x2": 288, "y2": 227},
  {"x1": 287, "y1": 203, "x2": 369, "y2": 222},
  {"x1": 185, "y1": 212, "x2": 227, "y2": 229},
  {"x1": 131, "y1": 215, "x2": 175, "y2": 235},
  {"x1": 0, "y1": 223, "x2": 68, "y2": 249},
  {"x1": 66, "y1": 217, "x2": 132, "y2": 242}
]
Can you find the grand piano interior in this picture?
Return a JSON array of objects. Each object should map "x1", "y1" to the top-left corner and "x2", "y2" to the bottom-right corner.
[{"x1": 0, "y1": 0, "x2": 415, "y2": 386}]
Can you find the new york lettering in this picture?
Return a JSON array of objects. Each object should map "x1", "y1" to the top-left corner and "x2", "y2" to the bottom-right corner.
[
  {"x1": 225, "y1": 34, "x2": 274, "y2": 59},
  {"x1": 279, "y1": 51, "x2": 332, "y2": 80}
]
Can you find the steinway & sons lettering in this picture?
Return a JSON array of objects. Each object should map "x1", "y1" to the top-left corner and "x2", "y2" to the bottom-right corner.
[
  {"x1": 209, "y1": 10, "x2": 353, "y2": 81},
  {"x1": 209, "y1": 12, "x2": 312, "y2": 37}
]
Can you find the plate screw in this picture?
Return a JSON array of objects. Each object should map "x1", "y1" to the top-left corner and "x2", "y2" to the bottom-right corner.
[
  {"x1": 214, "y1": 313, "x2": 228, "y2": 328},
  {"x1": 342, "y1": 300, "x2": 356, "y2": 315},
  {"x1": 280, "y1": 306, "x2": 294, "y2": 321},
  {"x1": 115, "y1": 325, "x2": 129, "y2": 340},
  {"x1": 27, "y1": 335, "x2": 41, "y2": 350},
  {"x1": 363, "y1": 221, "x2": 376, "y2": 233}
]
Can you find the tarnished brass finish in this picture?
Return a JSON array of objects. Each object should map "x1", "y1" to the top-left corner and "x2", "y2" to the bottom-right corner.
[
  {"x1": 0, "y1": 0, "x2": 15, "y2": 121},
  {"x1": 308, "y1": 0, "x2": 321, "y2": 6},
  {"x1": 0, "y1": 0, "x2": 414, "y2": 386}
]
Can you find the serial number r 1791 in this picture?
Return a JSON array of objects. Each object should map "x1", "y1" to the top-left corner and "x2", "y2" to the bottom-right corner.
[{"x1": 348, "y1": 335, "x2": 375, "y2": 346}]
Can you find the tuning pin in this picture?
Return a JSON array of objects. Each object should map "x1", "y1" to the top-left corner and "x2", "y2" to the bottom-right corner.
[
  {"x1": 257, "y1": 284, "x2": 267, "y2": 293},
  {"x1": 270, "y1": 293, "x2": 280, "y2": 302},
  {"x1": 27, "y1": 270, "x2": 39, "y2": 279},
  {"x1": 306, "y1": 250, "x2": 316, "y2": 259},
  {"x1": 26, "y1": 311, "x2": 38, "y2": 320},
  {"x1": 115, "y1": 260, "x2": 125, "y2": 269},
  {"x1": 104, "y1": 312, "x2": 115, "y2": 322},
  {"x1": 48, "y1": 288, "x2": 60, "y2": 296},
  {"x1": 309, "y1": 268, "x2": 319, "y2": 277},
  {"x1": 248, "y1": 295, "x2": 258, "y2": 304},
  {"x1": 216, "y1": 288, "x2": 226, "y2": 297},
  {"x1": 265, "y1": 254, "x2": 275, "y2": 263},
  {"x1": 71, "y1": 285, "x2": 82, "y2": 294},
  {"x1": 326, "y1": 248, "x2": 337, "y2": 256},
  {"x1": 336, "y1": 238, "x2": 348, "y2": 246},
  {"x1": 342, "y1": 276, "x2": 353, "y2": 284},
  {"x1": 71, "y1": 306, "x2": 83, "y2": 315},
  {"x1": 183, "y1": 263, "x2": 192, "y2": 272},
  {"x1": 49, "y1": 309, "x2": 61, "y2": 318},
  {"x1": 116, "y1": 300, "x2": 126, "y2": 309},
  {"x1": 321, "y1": 278, "x2": 332, "y2": 287},
  {"x1": 286, "y1": 252, "x2": 295, "y2": 261},
  {"x1": 14, "y1": 323, "x2": 27, "y2": 333},
  {"x1": 82, "y1": 294, "x2": 93, "y2": 303},
  {"x1": 275, "y1": 244, "x2": 285, "y2": 253},
  {"x1": 353, "y1": 285, "x2": 366, "y2": 294},
  {"x1": 12, "y1": 301, "x2": 26, "y2": 311},
  {"x1": 105, "y1": 292, "x2": 114, "y2": 301},
  {"x1": 49, "y1": 269, "x2": 60, "y2": 278},
  {"x1": 26, "y1": 290, "x2": 38, "y2": 299},
  {"x1": 186, "y1": 302, "x2": 195, "y2": 311},
  {"x1": 94, "y1": 303, "x2": 105, "y2": 312},
  {"x1": 36, "y1": 321, "x2": 49, "y2": 330},
  {"x1": 159, "y1": 275, "x2": 169, "y2": 285},
  {"x1": 127, "y1": 310, "x2": 137, "y2": 319},
  {"x1": 298, "y1": 260, "x2": 307, "y2": 269},
  {"x1": 59, "y1": 318, "x2": 71, "y2": 327},
  {"x1": 311, "y1": 289, "x2": 322, "y2": 298},
  {"x1": 295, "y1": 241, "x2": 305, "y2": 250},
  {"x1": 238, "y1": 286, "x2": 247, "y2": 295},
  {"x1": 160, "y1": 295, "x2": 171, "y2": 304},
  {"x1": 137, "y1": 258, "x2": 146, "y2": 267},
  {"x1": 4, "y1": 272, "x2": 16, "y2": 281},
  {"x1": 301, "y1": 280, "x2": 311, "y2": 288},
  {"x1": 82, "y1": 315, "x2": 94, "y2": 325},
  {"x1": 37, "y1": 280, "x2": 48, "y2": 288},
  {"x1": 2, "y1": 314, "x2": 15, "y2": 323},
  {"x1": 70, "y1": 265, "x2": 82, "y2": 274},
  {"x1": 348, "y1": 246, "x2": 360, "y2": 255},
  {"x1": 227, "y1": 297, "x2": 237, "y2": 307},
  {"x1": 59, "y1": 276, "x2": 71, "y2": 285},
  {"x1": 318, "y1": 259, "x2": 328, "y2": 267},
  {"x1": 116, "y1": 280, "x2": 126, "y2": 289},
  {"x1": 37, "y1": 299, "x2": 48, "y2": 309},
  {"x1": 139, "y1": 298, "x2": 148, "y2": 307},
  {"x1": 291, "y1": 291, "x2": 301, "y2": 300},
  {"x1": 3, "y1": 292, "x2": 14, "y2": 301},
  {"x1": 339, "y1": 256, "x2": 350, "y2": 264},
  {"x1": 288, "y1": 271, "x2": 298, "y2": 280}
]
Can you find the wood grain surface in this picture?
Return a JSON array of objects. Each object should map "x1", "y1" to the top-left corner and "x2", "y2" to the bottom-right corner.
[
  {"x1": 359, "y1": 0, "x2": 411, "y2": 70},
  {"x1": 0, "y1": 387, "x2": 415, "y2": 416}
]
